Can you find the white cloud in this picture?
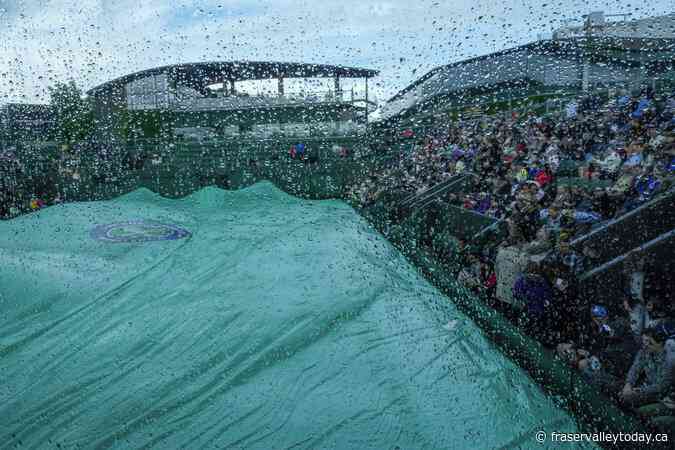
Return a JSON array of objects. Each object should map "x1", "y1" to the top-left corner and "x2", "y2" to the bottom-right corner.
[{"x1": 0, "y1": 0, "x2": 673, "y2": 105}]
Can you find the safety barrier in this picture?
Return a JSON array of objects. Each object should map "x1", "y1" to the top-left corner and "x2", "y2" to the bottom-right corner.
[
  {"x1": 360, "y1": 203, "x2": 657, "y2": 449},
  {"x1": 571, "y1": 188, "x2": 675, "y2": 267},
  {"x1": 399, "y1": 174, "x2": 464, "y2": 207},
  {"x1": 579, "y1": 229, "x2": 675, "y2": 307},
  {"x1": 412, "y1": 175, "x2": 480, "y2": 212}
]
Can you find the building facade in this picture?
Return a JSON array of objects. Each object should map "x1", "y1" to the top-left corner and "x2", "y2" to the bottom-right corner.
[
  {"x1": 87, "y1": 61, "x2": 378, "y2": 140},
  {"x1": 377, "y1": 13, "x2": 675, "y2": 122}
]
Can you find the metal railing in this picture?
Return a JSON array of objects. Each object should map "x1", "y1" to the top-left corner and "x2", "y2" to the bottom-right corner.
[
  {"x1": 412, "y1": 175, "x2": 474, "y2": 211},
  {"x1": 399, "y1": 174, "x2": 464, "y2": 207},
  {"x1": 571, "y1": 187, "x2": 675, "y2": 267}
]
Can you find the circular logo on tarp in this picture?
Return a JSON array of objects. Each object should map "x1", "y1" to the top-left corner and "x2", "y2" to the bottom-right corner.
[{"x1": 91, "y1": 220, "x2": 191, "y2": 243}]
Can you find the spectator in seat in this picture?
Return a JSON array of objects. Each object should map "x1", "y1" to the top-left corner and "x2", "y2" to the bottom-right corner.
[
  {"x1": 608, "y1": 163, "x2": 640, "y2": 204},
  {"x1": 586, "y1": 305, "x2": 639, "y2": 375},
  {"x1": 588, "y1": 187, "x2": 619, "y2": 220},
  {"x1": 557, "y1": 305, "x2": 637, "y2": 393},
  {"x1": 29, "y1": 196, "x2": 45, "y2": 211},
  {"x1": 539, "y1": 205, "x2": 601, "y2": 229},
  {"x1": 589, "y1": 147, "x2": 623, "y2": 179},
  {"x1": 631, "y1": 95, "x2": 653, "y2": 120},
  {"x1": 543, "y1": 239, "x2": 586, "y2": 278},
  {"x1": 535, "y1": 164, "x2": 554, "y2": 188},
  {"x1": 624, "y1": 296, "x2": 665, "y2": 343},
  {"x1": 619, "y1": 166, "x2": 662, "y2": 214},
  {"x1": 479, "y1": 256, "x2": 497, "y2": 300},
  {"x1": 547, "y1": 265, "x2": 582, "y2": 343},
  {"x1": 538, "y1": 205, "x2": 600, "y2": 244},
  {"x1": 457, "y1": 249, "x2": 483, "y2": 292},
  {"x1": 620, "y1": 323, "x2": 675, "y2": 409},
  {"x1": 513, "y1": 263, "x2": 554, "y2": 343}
]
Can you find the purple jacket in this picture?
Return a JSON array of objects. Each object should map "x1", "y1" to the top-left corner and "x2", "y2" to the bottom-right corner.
[{"x1": 513, "y1": 274, "x2": 553, "y2": 317}]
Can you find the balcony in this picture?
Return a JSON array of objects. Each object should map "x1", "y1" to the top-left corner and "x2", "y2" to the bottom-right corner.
[{"x1": 167, "y1": 89, "x2": 366, "y2": 112}]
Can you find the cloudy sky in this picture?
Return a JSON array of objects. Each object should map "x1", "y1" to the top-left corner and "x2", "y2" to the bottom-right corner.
[{"x1": 1, "y1": 0, "x2": 673, "y2": 105}]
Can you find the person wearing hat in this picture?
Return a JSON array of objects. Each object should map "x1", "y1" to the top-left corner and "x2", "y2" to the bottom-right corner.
[
  {"x1": 589, "y1": 305, "x2": 618, "y2": 341},
  {"x1": 590, "y1": 305, "x2": 636, "y2": 368},
  {"x1": 556, "y1": 305, "x2": 635, "y2": 393},
  {"x1": 538, "y1": 204, "x2": 600, "y2": 242},
  {"x1": 590, "y1": 147, "x2": 622, "y2": 177},
  {"x1": 620, "y1": 323, "x2": 675, "y2": 409},
  {"x1": 543, "y1": 239, "x2": 586, "y2": 279}
]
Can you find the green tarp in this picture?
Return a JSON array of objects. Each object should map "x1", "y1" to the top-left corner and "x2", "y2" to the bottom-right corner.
[{"x1": 0, "y1": 182, "x2": 592, "y2": 449}]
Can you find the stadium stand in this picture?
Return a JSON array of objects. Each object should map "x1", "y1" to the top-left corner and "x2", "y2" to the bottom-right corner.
[
  {"x1": 353, "y1": 86, "x2": 675, "y2": 435},
  {"x1": 3, "y1": 18, "x2": 675, "y2": 437}
]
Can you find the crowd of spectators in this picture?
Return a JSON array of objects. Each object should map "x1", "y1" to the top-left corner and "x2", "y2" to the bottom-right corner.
[
  {"x1": 351, "y1": 88, "x2": 675, "y2": 431},
  {"x1": 0, "y1": 147, "x2": 47, "y2": 218},
  {"x1": 353, "y1": 89, "x2": 674, "y2": 221},
  {"x1": 0, "y1": 141, "x2": 141, "y2": 219}
]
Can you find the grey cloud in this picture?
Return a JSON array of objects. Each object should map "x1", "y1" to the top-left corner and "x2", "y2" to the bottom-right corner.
[{"x1": 1, "y1": 0, "x2": 673, "y2": 104}]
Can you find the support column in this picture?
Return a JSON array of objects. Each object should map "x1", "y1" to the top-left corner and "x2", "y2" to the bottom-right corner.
[
  {"x1": 334, "y1": 76, "x2": 341, "y2": 100},
  {"x1": 365, "y1": 77, "x2": 369, "y2": 132},
  {"x1": 229, "y1": 79, "x2": 236, "y2": 95},
  {"x1": 278, "y1": 77, "x2": 284, "y2": 97}
]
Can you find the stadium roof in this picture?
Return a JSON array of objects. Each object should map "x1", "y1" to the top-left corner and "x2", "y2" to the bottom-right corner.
[
  {"x1": 88, "y1": 61, "x2": 379, "y2": 96},
  {"x1": 384, "y1": 37, "x2": 675, "y2": 105}
]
